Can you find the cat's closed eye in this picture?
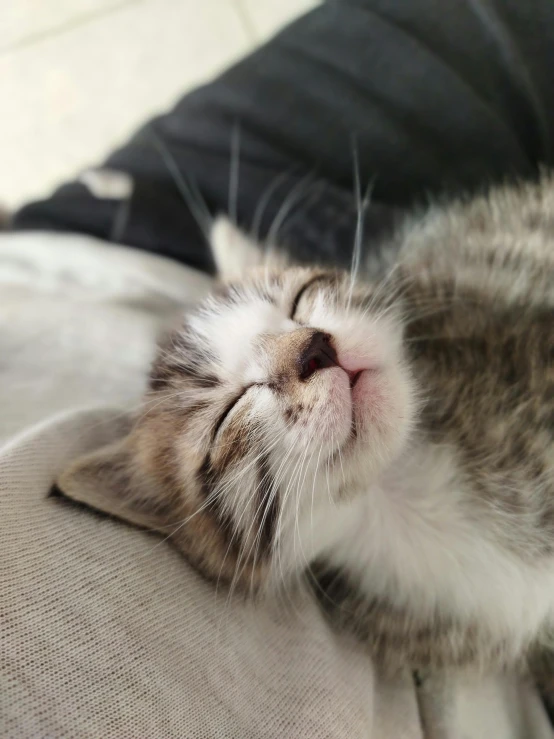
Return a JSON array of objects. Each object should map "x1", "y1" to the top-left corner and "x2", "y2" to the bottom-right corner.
[
  {"x1": 289, "y1": 273, "x2": 334, "y2": 321},
  {"x1": 212, "y1": 383, "x2": 263, "y2": 441}
]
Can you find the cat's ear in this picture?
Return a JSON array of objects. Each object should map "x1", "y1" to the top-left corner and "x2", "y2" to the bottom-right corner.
[
  {"x1": 54, "y1": 439, "x2": 172, "y2": 534},
  {"x1": 210, "y1": 217, "x2": 264, "y2": 280}
]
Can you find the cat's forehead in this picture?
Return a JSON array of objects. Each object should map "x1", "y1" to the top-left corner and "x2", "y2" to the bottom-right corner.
[
  {"x1": 186, "y1": 267, "x2": 335, "y2": 376},
  {"x1": 194, "y1": 266, "x2": 329, "y2": 325},
  {"x1": 217, "y1": 266, "x2": 319, "y2": 303}
]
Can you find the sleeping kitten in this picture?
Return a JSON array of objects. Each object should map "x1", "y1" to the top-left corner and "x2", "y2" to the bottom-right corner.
[{"x1": 57, "y1": 175, "x2": 554, "y2": 686}]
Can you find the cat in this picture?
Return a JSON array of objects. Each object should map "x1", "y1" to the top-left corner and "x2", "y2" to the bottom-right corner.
[{"x1": 55, "y1": 174, "x2": 554, "y2": 690}]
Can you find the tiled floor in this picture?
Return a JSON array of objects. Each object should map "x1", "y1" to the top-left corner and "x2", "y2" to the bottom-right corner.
[{"x1": 0, "y1": 0, "x2": 317, "y2": 210}]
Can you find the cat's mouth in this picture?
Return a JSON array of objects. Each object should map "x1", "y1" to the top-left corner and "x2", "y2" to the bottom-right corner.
[
  {"x1": 346, "y1": 367, "x2": 382, "y2": 415},
  {"x1": 327, "y1": 366, "x2": 383, "y2": 461},
  {"x1": 348, "y1": 370, "x2": 363, "y2": 390}
]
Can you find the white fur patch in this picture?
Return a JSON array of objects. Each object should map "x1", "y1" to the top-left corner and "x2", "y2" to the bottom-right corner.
[{"x1": 298, "y1": 443, "x2": 554, "y2": 654}]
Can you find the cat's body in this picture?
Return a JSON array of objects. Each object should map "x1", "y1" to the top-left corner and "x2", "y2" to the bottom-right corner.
[
  {"x1": 58, "y1": 176, "x2": 554, "y2": 683},
  {"x1": 313, "y1": 179, "x2": 554, "y2": 674}
]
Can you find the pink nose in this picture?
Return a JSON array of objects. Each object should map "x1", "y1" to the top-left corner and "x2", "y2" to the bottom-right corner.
[{"x1": 299, "y1": 332, "x2": 338, "y2": 380}]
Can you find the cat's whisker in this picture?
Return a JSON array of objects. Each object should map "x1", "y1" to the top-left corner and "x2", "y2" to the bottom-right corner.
[
  {"x1": 152, "y1": 426, "x2": 290, "y2": 554},
  {"x1": 212, "y1": 427, "x2": 290, "y2": 498},
  {"x1": 275, "y1": 435, "x2": 311, "y2": 550},
  {"x1": 270, "y1": 457, "x2": 314, "y2": 624},
  {"x1": 290, "y1": 450, "x2": 327, "y2": 627},
  {"x1": 148, "y1": 125, "x2": 213, "y2": 241},
  {"x1": 309, "y1": 443, "x2": 325, "y2": 555},
  {"x1": 265, "y1": 171, "x2": 316, "y2": 249},
  {"x1": 346, "y1": 135, "x2": 372, "y2": 311},
  {"x1": 275, "y1": 444, "x2": 307, "y2": 579},
  {"x1": 213, "y1": 425, "x2": 295, "y2": 601},
  {"x1": 223, "y1": 449, "x2": 297, "y2": 626},
  {"x1": 325, "y1": 432, "x2": 334, "y2": 506},
  {"x1": 228, "y1": 121, "x2": 241, "y2": 228},
  {"x1": 246, "y1": 452, "x2": 298, "y2": 605},
  {"x1": 304, "y1": 559, "x2": 359, "y2": 617},
  {"x1": 250, "y1": 167, "x2": 298, "y2": 245},
  {"x1": 292, "y1": 442, "x2": 317, "y2": 574},
  {"x1": 275, "y1": 444, "x2": 319, "y2": 627}
]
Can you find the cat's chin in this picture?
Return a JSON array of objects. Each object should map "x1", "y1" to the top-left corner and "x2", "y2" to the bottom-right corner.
[
  {"x1": 350, "y1": 368, "x2": 381, "y2": 413},
  {"x1": 327, "y1": 362, "x2": 418, "y2": 487},
  {"x1": 321, "y1": 365, "x2": 384, "y2": 428},
  {"x1": 347, "y1": 367, "x2": 400, "y2": 436}
]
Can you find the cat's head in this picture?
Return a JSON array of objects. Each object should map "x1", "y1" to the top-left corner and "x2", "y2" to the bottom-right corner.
[{"x1": 56, "y1": 220, "x2": 417, "y2": 594}]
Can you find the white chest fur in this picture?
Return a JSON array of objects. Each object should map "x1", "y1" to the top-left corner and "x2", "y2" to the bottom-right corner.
[{"x1": 300, "y1": 444, "x2": 554, "y2": 652}]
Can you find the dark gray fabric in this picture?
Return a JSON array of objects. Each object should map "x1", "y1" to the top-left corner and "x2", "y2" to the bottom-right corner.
[{"x1": 13, "y1": 0, "x2": 554, "y2": 273}]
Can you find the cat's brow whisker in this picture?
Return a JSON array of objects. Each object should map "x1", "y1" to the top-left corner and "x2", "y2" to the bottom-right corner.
[
  {"x1": 228, "y1": 120, "x2": 241, "y2": 227},
  {"x1": 347, "y1": 134, "x2": 368, "y2": 311},
  {"x1": 250, "y1": 166, "x2": 297, "y2": 244},
  {"x1": 148, "y1": 125, "x2": 213, "y2": 241},
  {"x1": 265, "y1": 170, "x2": 316, "y2": 249}
]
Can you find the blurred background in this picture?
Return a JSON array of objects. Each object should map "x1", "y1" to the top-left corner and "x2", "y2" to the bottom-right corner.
[{"x1": 1, "y1": 0, "x2": 317, "y2": 210}]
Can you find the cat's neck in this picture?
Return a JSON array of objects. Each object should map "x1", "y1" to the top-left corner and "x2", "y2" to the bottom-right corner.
[{"x1": 303, "y1": 441, "x2": 554, "y2": 642}]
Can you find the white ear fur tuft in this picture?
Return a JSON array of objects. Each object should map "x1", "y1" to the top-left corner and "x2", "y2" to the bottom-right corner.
[{"x1": 210, "y1": 217, "x2": 263, "y2": 280}]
